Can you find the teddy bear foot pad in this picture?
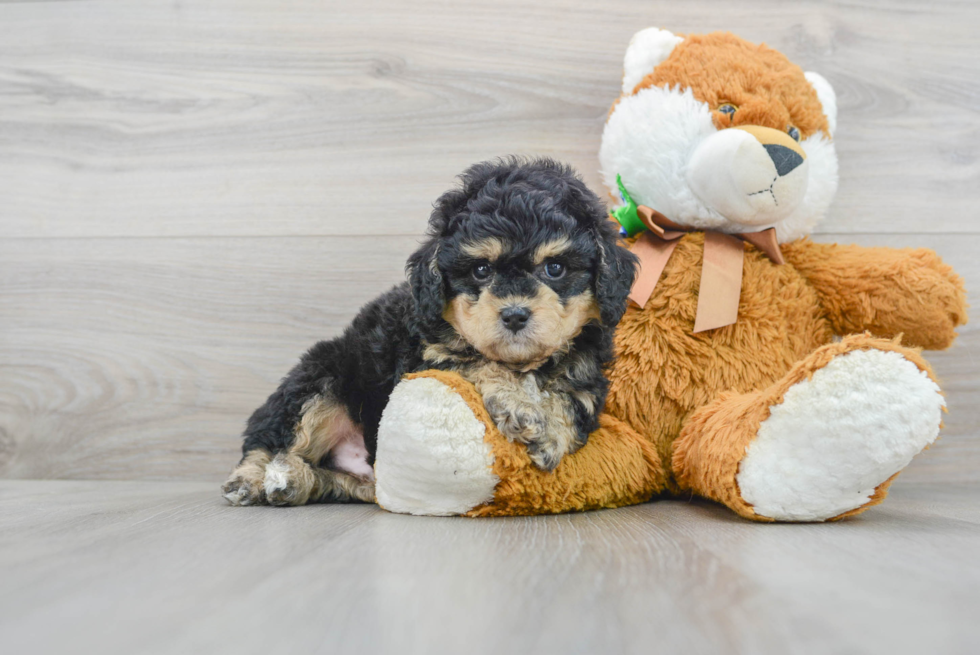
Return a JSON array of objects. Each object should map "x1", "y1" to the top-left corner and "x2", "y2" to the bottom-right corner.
[
  {"x1": 375, "y1": 376, "x2": 499, "y2": 516},
  {"x1": 737, "y1": 348, "x2": 944, "y2": 522}
]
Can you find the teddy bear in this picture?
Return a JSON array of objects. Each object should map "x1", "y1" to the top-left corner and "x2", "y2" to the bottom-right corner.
[{"x1": 371, "y1": 29, "x2": 968, "y2": 521}]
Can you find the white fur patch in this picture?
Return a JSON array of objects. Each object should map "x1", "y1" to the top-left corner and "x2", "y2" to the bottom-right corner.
[
  {"x1": 774, "y1": 133, "x2": 838, "y2": 242},
  {"x1": 600, "y1": 85, "x2": 838, "y2": 242},
  {"x1": 805, "y1": 71, "x2": 837, "y2": 135},
  {"x1": 374, "y1": 378, "x2": 498, "y2": 516},
  {"x1": 263, "y1": 456, "x2": 290, "y2": 494},
  {"x1": 601, "y1": 85, "x2": 724, "y2": 228},
  {"x1": 686, "y1": 128, "x2": 809, "y2": 226},
  {"x1": 621, "y1": 27, "x2": 684, "y2": 94},
  {"x1": 737, "y1": 349, "x2": 944, "y2": 522}
]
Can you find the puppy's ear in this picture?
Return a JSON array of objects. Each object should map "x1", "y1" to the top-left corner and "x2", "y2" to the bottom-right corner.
[
  {"x1": 594, "y1": 224, "x2": 639, "y2": 327},
  {"x1": 406, "y1": 181, "x2": 466, "y2": 333},
  {"x1": 406, "y1": 237, "x2": 445, "y2": 333},
  {"x1": 561, "y1": 173, "x2": 638, "y2": 327}
]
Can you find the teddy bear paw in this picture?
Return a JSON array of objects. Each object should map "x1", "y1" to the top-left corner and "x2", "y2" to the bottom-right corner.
[
  {"x1": 736, "y1": 348, "x2": 944, "y2": 521},
  {"x1": 375, "y1": 377, "x2": 499, "y2": 516}
]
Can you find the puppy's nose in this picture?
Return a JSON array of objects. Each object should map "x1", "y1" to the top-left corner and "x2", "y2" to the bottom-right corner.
[{"x1": 500, "y1": 306, "x2": 531, "y2": 333}]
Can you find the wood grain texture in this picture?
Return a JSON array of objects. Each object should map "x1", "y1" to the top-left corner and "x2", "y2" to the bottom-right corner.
[
  {"x1": 1, "y1": 480, "x2": 979, "y2": 654},
  {"x1": 0, "y1": 0, "x2": 978, "y2": 484},
  {"x1": 0, "y1": 235, "x2": 419, "y2": 480},
  {"x1": 0, "y1": 0, "x2": 977, "y2": 238}
]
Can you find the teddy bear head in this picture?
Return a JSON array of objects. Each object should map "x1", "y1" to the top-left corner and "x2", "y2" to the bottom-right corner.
[{"x1": 599, "y1": 29, "x2": 839, "y2": 242}]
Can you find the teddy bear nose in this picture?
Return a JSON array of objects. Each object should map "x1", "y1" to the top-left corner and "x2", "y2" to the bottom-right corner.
[
  {"x1": 500, "y1": 306, "x2": 531, "y2": 332},
  {"x1": 764, "y1": 144, "x2": 805, "y2": 177}
]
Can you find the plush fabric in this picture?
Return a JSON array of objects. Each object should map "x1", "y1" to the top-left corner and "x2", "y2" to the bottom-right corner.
[
  {"x1": 784, "y1": 240, "x2": 967, "y2": 350},
  {"x1": 600, "y1": 29, "x2": 841, "y2": 242},
  {"x1": 374, "y1": 375, "x2": 498, "y2": 516},
  {"x1": 671, "y1": 334, "x2": 943, "y2": 521},
  {"x1": 634, "y1": 32, "x2": 831, "y2": 139},
  {"x1": 390, "y1": 370, "x2": 666, "y2": 517},
  {"x1": 374, "y1": 370, "x2": 665, "y2": 516},
  {"x1": 605, "y1": 235, "x2": 965, "y2": 499}
]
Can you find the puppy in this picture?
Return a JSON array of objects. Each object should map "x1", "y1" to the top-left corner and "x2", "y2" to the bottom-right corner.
[{"x1": 222, "y1": 158, "x2": 638, "y2": 506}]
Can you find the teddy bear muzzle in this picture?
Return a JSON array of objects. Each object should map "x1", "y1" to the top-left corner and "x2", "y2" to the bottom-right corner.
[{"x1": 687, "y1": 125, "x2": 809, "y2": 227}]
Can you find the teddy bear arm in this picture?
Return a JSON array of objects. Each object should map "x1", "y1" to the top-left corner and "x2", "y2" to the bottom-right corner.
[
  {"x1": 375, "y1": 370, "x2": 667, "y2": 517},
  {"x1": 783, "y1": 240, "x2": 968, "y2": 350}
]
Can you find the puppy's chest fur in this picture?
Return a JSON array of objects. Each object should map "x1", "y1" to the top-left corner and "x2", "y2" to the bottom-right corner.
[{"x1": 422, "y1": 337, "x2": 594, "y2": 405}]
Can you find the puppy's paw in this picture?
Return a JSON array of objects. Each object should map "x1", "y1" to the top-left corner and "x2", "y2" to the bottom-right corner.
[
  {"x1": 322, "y1": 474, "x2": 377, "y2": 504},
  {"x1": 484, "y1": 394, "x2": 546, "y2": 444},
  {"x1": 526, "y1": 424, "x2": 586, "y2": 472},
  {"x1": 222, "y1": 474, "x2": 266, "y2": 506},
  {"x1": 526, "y1": 439, "x2": 565, "y2": 472},
  {"x1": 353, "y1": 480, "x2": 377, "y2": 504},
  {"x1": 263, "y1": 453, "x2": 317, "y2": 506},
  {"x1": 222, "y1": 450, "x2": 272, "y2": 505}
]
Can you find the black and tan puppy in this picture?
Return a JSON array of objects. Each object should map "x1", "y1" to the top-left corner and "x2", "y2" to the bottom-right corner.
[{"x1": 222, "y1": 158, "x2": 638, "y2": 506}]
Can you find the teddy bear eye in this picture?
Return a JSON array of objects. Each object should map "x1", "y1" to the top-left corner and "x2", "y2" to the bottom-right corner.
[
  {"x1": 787, "y1": 125, "x2": 801, "y2": 142},
  {"x1": 718, "y1": 103, "x2": 738, "y2": 116}
]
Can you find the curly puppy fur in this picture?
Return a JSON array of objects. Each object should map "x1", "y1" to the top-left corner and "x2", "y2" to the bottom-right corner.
[{"x1": 222, "y1": 158, "x2": 638, "y2": 506}]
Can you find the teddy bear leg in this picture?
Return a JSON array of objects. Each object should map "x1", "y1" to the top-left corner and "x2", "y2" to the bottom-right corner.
[
  {"x1": 375, "y1": 370, "x2": 667, "y2": 517},
  {"x1": 374, "y1": 375, "x2": 500, "y2": 516},
  {"x1": 672, "y1": 334, "x2": 945, "y2": 522}
]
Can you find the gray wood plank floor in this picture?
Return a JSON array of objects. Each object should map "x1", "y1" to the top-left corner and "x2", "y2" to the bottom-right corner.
[{"x1": 2, "y1": 479, "x2": 979, "y2": 655}]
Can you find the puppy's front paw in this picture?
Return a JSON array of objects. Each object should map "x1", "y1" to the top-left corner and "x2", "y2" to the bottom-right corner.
[
  {"x1": 263, "y1": 453, "x2": 317, "y2": 506},
  {"x1": 222, "y1": 450, "x2": 272, "y2": 506},
  {"x1": 222, "y1": 474, "x2": 266, "y2": 506},
  {"x1": 526, "y1": 422, "x2": 587, "y2": 472},
  {"x1": 484, "y1": 394, "x2": 546, "y2": 444},
  {"x1": 526, "y1": 439, "x2": 565, "y2": 472}
]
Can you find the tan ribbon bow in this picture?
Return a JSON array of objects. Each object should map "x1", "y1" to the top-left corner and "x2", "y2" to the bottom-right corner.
[{"x1": 627, "y1": 205, "x2": 786, "y2": 333}]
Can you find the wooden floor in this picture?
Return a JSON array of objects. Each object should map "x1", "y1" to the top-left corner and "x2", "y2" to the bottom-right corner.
[
  {"x1": 2, "y1": 0, "x2": 979, "y2": 652},
  {"x1": 2, "y1": 480, "x2": 979, "y2": 654}
]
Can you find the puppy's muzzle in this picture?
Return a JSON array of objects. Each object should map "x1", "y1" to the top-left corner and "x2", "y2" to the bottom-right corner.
[{"x1": 500, "y1": 305, "x2": 532, "y2": 333}]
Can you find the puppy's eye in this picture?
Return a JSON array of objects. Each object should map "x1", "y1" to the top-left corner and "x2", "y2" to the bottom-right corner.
[
  {"x1": 787, "y1": 125, "x2": 801, "y2": 142},
  {"x1": 472, "y1": 262, "x2": 493, "y2": 281},
  {"x1": 718, "y1": 103, "x2": 737, "y2": 117},
  {"x1": 543, "y1": 262, "x2": 565, "y2": 279}
]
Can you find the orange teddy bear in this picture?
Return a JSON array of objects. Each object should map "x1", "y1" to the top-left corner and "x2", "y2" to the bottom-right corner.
[{"x1": 372, "y1": 29, "x2": 967, "y2": 522}]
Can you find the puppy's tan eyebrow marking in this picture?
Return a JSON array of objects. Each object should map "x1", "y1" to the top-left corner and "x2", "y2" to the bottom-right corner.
[
  {"x1": 461, "y1": 237, "x2": 507, "y2": 261},
  {"x1": 532, "y1": 236, "x2": 572, "y2": 265}
]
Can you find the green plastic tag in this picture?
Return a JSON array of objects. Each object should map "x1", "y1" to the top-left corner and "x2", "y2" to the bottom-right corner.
[{"x1": 610, "y1": 174, "x2": 647, "y2": 237}]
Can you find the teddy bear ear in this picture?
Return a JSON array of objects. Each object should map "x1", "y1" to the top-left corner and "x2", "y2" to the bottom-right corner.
[
  {"x1": 804, "y1": 71, "x2": 838, "y2": 136},
  {"x1": 621, "y1": 27, "x2": 684, "y2": 94}
]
